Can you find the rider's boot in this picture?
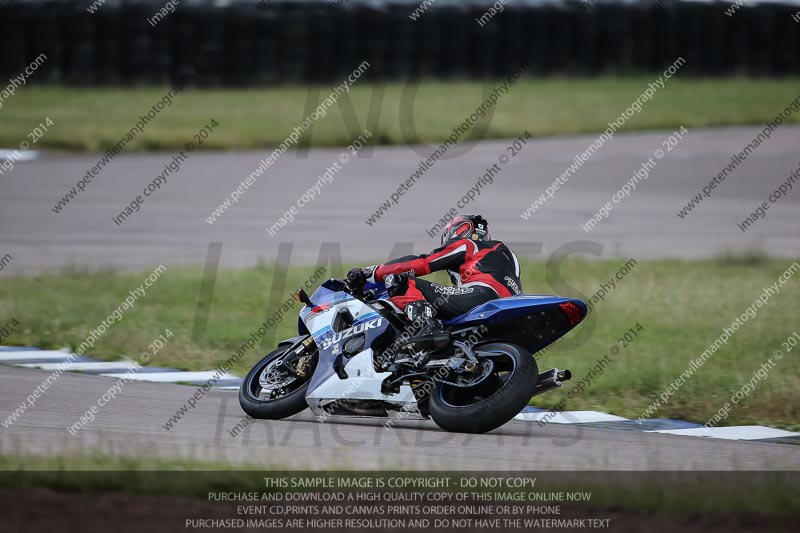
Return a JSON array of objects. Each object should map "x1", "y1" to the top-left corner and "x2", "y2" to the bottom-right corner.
[{"x1": 396, "y1": 301, "x2": 451, "y2": 355}]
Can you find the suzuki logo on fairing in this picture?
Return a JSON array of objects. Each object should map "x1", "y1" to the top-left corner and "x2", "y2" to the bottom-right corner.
[{"x1": 321, "y1": 318, "x2": 383, "y2": 350}]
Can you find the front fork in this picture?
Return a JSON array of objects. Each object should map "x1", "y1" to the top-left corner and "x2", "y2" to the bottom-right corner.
[{"x1": 276, "y1": 334, "x2": 317, "y2": 378}]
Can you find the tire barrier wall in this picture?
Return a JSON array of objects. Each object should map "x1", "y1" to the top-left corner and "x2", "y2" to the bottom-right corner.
[{"x1": 0, "y1": 0, "x2": 798, "y2": 85}]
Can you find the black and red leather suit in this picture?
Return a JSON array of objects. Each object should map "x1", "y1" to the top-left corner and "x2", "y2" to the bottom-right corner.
[{"x1": 367, "y1": 238, "x2": 522, "y2": 319}]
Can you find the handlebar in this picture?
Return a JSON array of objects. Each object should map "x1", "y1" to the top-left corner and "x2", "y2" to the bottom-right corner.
[
  {"x1": 317, "y1": 277, "x2": 383, "y2": 302},
  {"x1": 339, "y1": 277, "x2": 382, "y2": 301}
]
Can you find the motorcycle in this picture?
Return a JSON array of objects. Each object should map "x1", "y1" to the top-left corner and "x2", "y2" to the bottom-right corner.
[{"x1": 239, "y1": 276, "x2": 586, "y2": 434}]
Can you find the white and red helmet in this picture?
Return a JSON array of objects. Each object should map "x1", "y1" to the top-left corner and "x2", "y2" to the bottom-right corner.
[{"x1": 441, "y1": 214, "x2": 490, "y2": 245}]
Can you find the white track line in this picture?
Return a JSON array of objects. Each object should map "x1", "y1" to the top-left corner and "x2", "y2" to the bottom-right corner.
[
  {"x1": 0, "y1": 350, "x2": 73, "y2": 362},
  {"x1": 0, "y1": 149, "x2": 40, "y2": 162},
  {"x1": 100, "y1": 370, "x2": 238, "y2": 383},
  {"x1": 17, "y1": 361, "x2": 140, "y2": 372},
  {"x1": 646, "y1": 426, "x2": 800, "y2": 441},
  {"x1": 514, "y1": 411, "x2": 629, "y2": 424}
]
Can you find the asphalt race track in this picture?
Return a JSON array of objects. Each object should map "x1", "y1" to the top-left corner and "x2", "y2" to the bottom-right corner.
[
  {"x1": 1, "y1": 126, "x2": 799, "y2": 272},
  {"x1": 1, "y1": 365, "x2": 798, "y2": 470},
  {"x1": 2, "y1": 127, "x2": 800, "y2": 471}
]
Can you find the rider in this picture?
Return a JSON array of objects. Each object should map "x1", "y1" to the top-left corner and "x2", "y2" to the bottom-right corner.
[{"x1": 347, "y1": 214, "x2": 522, "y2": 349}]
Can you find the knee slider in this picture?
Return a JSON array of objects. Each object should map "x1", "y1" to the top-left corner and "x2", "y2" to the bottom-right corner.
[{"x1": 405, "y1": 300, "x2": 436, "y2": 322}]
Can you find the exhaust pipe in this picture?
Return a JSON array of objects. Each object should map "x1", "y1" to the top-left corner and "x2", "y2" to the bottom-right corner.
[{"x1": 531, "y1": 368, "x2": 571, "y2": 397}]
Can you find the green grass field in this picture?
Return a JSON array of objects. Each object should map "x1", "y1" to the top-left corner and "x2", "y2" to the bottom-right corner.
[
  {"x1": 1, "y1": 78, "x2": 799, "y2": 151},
  {"x1": 1, "y1": 257, "x2": 798, "y2": 429}
]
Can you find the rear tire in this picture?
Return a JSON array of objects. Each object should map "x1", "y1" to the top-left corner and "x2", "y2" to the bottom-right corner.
[
  {"x1": 239, "y1": 346, "x2": 315, "y2": 420},
  {"x1": 429, "y1": 342, "x2": 538, "y2": 434}
]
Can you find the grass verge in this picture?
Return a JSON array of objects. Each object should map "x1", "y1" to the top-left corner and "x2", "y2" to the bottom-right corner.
[
  {"x1": 0, "y1": 258, "x2": 798, "y2": 428},
  {"x1": 1, "y1": 78, "x2": 799, "y2": 151}
]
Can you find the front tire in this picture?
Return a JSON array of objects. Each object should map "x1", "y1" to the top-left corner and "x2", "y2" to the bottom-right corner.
[
  {"x1": 239, "y1": 346, "x2": 316, "y2": 420},
  {"x1": 429, "y1": 342, "x2": 538, "y2": 434}
]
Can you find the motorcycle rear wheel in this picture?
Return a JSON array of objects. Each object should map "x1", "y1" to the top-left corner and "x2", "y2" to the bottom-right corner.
[{"x1": 429, "y1": 342, "x2": 538, "y2": 434}]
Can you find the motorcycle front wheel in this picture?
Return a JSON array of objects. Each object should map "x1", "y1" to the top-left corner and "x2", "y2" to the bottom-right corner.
[
  {"x1": 429, "y1": 342, "x2": 538, "y2": 434},
  {"x1": 239, "y1": 345, "x2": 317, "y2": 420}
]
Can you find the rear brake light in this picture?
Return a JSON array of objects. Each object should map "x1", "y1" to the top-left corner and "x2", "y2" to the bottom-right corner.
[{"x1": 559, "y1": 302, "x2": 584, "y2": 327}]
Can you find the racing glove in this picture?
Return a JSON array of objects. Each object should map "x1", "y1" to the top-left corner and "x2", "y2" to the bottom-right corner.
[{"x1": 345, "y1": 266, "x2": 376, "y2": 292}]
